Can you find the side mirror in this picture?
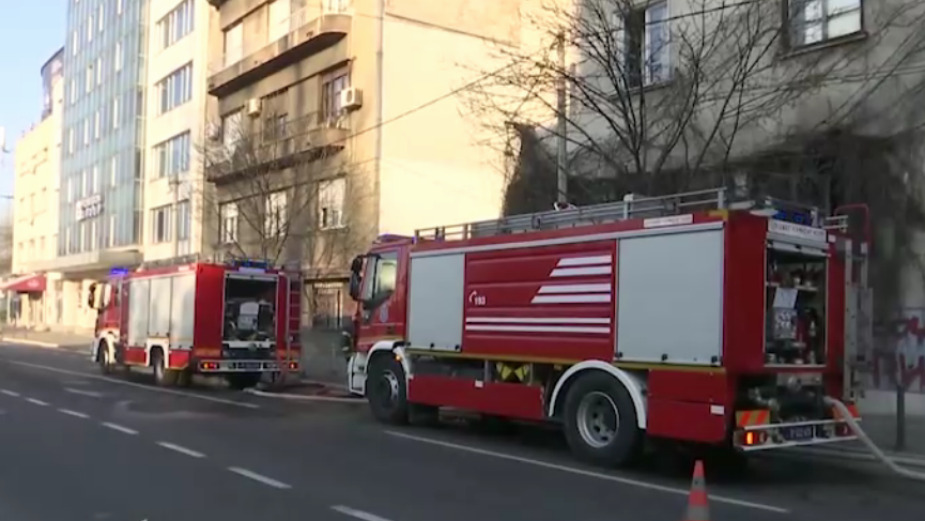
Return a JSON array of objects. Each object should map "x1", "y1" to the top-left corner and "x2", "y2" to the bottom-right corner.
[
  {"x1": 348, "y1": 272, "x2": 361, "y2": 301},
  {"x1": 350, "y1": 255, "x2": 364, "y2": 274},
  {"x1": 87, "y1": 283, "x2": 98, "y2": 309}
]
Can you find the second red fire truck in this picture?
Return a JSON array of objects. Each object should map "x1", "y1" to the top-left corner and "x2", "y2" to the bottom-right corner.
[
  {"x1": 344, "y1": 188, "x2": 870, "y2": 466},
  {"x1": 88, "y1": 259, "x2": 302, "y2": 389}
]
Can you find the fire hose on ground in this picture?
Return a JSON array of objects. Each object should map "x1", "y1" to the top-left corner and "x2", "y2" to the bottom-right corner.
[{"x1": 824, "y1": 396, "x2": 925, "y2": 481}]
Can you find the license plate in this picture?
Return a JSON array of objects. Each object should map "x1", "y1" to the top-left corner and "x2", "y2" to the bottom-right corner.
[
  {"x1": 781, "y1": 425, "x2": 816, "y2": 442},
  {"x1": 237, "y1": 362, "x2": 262, "y2": 370}
]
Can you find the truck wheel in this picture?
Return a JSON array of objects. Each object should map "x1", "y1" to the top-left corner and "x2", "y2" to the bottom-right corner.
[
  {"x1": 151, "y1": 350, "x2": 178, "y2": 387},
  {"x1": 226, "y1": 372, "x2": 262, "y2": 390},
  {"x1": 563, "y1": 372, "x2": 642, "y2": 467},
  {"x1": 97, "y1": 341, "x2": 112, "y2": 375},
  {"x1": 367, "y1": 356, "x2": 409, "y2": 425}
]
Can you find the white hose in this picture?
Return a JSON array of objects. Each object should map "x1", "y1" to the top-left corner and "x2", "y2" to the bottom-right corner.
[{"x1": 824, "y1": 396, "x2": 925, "y2": 481}]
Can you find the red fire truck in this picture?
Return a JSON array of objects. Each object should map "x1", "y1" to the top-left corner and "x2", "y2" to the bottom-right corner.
[
  {"x1": 88, "y1": 259, "x2": 302, "y2": 389},
  {"x1": 344, "y1": 188, "x2": 871, "y2": 466}
]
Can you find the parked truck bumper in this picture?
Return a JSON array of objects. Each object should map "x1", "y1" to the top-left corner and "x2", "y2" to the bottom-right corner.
[{"x1": 195, "y1": 359, "x2": 300, "y2": 373}]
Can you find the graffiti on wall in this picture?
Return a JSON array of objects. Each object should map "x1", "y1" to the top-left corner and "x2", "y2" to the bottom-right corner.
[{"x1": 866, "y1": 309, "x2": 925, "y2": 393}]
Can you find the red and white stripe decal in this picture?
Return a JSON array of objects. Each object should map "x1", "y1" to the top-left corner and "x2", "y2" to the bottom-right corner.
[
  {"x1": 464, "y1": 316, "x2": 610, "y2": 334},
  {"x1": 535, "y1": 255, "x2": 613, "y2": 304}
]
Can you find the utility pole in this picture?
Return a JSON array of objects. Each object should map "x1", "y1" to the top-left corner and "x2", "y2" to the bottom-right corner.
[{"x1": 555, "y1": 34, "x2": 568, "y2": 204}]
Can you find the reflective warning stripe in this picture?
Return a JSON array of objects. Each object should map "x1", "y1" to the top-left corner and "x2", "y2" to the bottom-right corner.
[{"x1": 735, "y1": 409, "x2": 770, "y2": 427}]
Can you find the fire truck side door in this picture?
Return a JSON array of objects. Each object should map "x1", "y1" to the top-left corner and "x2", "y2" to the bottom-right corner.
[{"x1": 357, "y1": 248, "x2": 401, "y2": 339}]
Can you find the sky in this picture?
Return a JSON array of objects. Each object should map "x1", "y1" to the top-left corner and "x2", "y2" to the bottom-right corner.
[{"x1": 0, "y1": 1, "x2": 67, "y2": 216}]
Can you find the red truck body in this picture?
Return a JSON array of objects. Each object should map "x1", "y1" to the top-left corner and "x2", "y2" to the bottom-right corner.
[
  {"x1": 90, "y1": 260, "x2": 301, "y2": 388},
  {"x1": 346, "y1": 189, "x2": 871, "y2": 466}
]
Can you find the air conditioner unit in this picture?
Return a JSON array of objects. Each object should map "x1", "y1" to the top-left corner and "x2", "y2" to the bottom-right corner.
[
  {"x1": 339, "y1": 87, "x2": 362, "y2": 111},
  {"x1": 246, "y1": 98, "x2": 261, "y2": 116}
]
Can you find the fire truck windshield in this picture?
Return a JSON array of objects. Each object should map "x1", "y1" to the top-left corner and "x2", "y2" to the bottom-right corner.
[{"x1": 223, "y1": 276, "x2": 277, "y2": 342}]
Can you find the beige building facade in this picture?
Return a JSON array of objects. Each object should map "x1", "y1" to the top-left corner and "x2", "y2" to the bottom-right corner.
[
  {"x1": 142, "y1": 0, "x2": 217, "y2": 263},
  {"x1": 204, "y1": 0, "x2": 529, "y2": 327}
]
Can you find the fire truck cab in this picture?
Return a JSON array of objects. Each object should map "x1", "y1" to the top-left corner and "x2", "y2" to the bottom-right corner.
[
  {"x1": 88, "y1": 259, "x2": 302, "y2": 389},
  {"x1": 345, "y1": 188, "x2": 871, "y2": 467}
]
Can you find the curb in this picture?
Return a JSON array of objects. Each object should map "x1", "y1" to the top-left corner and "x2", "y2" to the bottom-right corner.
[
  {"x1": 244, "y1": 387, "x2": 363, "y2": 403},
  {"x1": 1, "y1": 337, "x2": 63, "y2": 348},
  {"x1": 789, "y1": 446, "x2": 925, "y2": 469}
]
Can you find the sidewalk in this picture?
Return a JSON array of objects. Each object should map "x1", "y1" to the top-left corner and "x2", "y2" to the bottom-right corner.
[{"x1": 0, "y1": 327, "x2": 94, "y2": 351}]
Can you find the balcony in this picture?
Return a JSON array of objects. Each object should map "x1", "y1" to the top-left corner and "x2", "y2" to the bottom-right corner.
[
  {"x1": 208, "y1": 1, "x2": 351, "y2": 97},
  {"x1": 205, "y1": 111, "x2": 350, "y2": 184}
]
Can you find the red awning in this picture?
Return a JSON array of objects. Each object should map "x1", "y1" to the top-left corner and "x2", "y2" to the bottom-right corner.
[{"x1": 2, "y1": 273, "x2": 47, "y2": 293}]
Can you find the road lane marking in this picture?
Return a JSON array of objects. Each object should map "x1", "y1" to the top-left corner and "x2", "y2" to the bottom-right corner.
[
  {"x1": 64, "y1": 387, "x2": 104, "y2": 398},
  {"x1": 58, "y1": 408, "x2": 90, "y2": 419},
  {"x1": 0, "y1": 389, "x2": 20, "y2": 397},
  {"x1": 102, "y1": 422, "x2": 139, "y2": 435},
  {"x1": 226, "y1": 467, "x2": 292, "y2": 489},
  {"x1": 331, "y1": 505, "x2": 395, "y2": 521},
  {"x1": 25, "y1": 398, "x2": 50, "y2": 406},
  {"x1": 157, "y1": 441, "x2": 206, "y2": 459},
  {"x1": 384, "y1": 430, "x2": 790, "y2": 514},
  {"x1": 9, "y1": 360, "x2": 260, "y2": 409}
]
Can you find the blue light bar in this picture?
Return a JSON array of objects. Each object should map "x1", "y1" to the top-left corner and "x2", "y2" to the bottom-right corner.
[
  {"x1": 110, "y1": 267, "x2": 129, "y2": 276},
  {"x1": 231, "y1": 259, "x2": 271, "y2": 270}
]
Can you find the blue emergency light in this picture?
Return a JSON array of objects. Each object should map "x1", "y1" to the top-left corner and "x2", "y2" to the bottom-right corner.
[
  {"x1": 231, "y1": 259, "x2": 271, "y2": 270},
  {"x1": 109, "y1": 267, "x2": 129, "y2": 276}
]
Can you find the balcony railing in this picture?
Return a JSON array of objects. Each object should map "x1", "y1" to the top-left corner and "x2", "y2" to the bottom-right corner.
[
  {"x1": 205, "y1": 111, "x2": 350, "y2": 183},
  {"x1": 208, "y1": 0, "x2": 352, "y2": 90}
]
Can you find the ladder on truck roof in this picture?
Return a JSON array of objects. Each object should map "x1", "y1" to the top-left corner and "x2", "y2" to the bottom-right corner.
[{"x1": 414, "y1": 187, "x2": 842, "y2": 241}]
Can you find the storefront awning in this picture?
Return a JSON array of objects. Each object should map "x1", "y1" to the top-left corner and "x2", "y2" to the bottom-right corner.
[{"x1": 1, "y1": 273, "x2": 47, "y2": 293}]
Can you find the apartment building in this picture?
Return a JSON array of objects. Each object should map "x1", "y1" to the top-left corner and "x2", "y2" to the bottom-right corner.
[
  {"x1": 7, "y1": 49, "x2": 65, "y2": 329},
  {"x1": 143, "y1": 0, "x2": 217, "y2": 262},
  {"x1": 204, "y1": 0, "x2": 528, "y2": 327},
  {"x1": 51, "y1": 0, "x2": 150, "y2": 331}
]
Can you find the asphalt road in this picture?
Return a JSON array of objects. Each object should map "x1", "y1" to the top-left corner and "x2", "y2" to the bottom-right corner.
[{"x1": 0, "y1": 343, "x2": 923, "y2": 521}]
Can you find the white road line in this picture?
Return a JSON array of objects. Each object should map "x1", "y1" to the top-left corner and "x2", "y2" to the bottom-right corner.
[
  {"x1": 384, "y1": 431, "x2": 790, "y2": 514},
  {"x1": 64, "y1": 387, "x2": 104, "y2": 398},
  {"x1": 102, "y1": 422, "x2": 139, "y2": 435},
  {"x1": 58, "y1": 408, "x2": 90, "y2": 419},
  {"x1": 10, "y1": 360, "x2": 260, "y2": 409},
  {"x1": 330, "y1": 505, "x2": 395, "y2": 521},
  {"x1": 25, "y1": 397, "x2": 49, "y2": 406},
  {"x1": 226, "y1": 467, "x2": 292, "y2": 489},
  {"x1": 157, "y1": 441, "x2": 206, "y2": 459},
  {"x1": 0, "y1": 389, "x2": 20, "y2": 397}
]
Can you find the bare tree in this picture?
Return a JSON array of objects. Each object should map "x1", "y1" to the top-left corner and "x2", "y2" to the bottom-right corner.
[
  {"x1": 465, "y1": 0, "x2": 925, "y2": 206},
  {"x1": 199, "y1": 112, "x2": 373, "y2": 277}
]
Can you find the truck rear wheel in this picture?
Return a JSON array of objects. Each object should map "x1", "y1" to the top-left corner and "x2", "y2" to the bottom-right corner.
[
  {"x1": 97, "y1": 341, "x2": 113, "y2": 375},
  {"x1": 151, "y1": 349, "x2": 178, "y2": 387},
  {"x1": 563, "y1": 372, "x2": 642, "y2": 467},
  {"x1": 367, "y1": 355, "x2": 409, "y2": 425}
]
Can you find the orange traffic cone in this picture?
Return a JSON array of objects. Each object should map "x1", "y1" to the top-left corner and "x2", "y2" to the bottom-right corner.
[{"x1": 683, "y1": 460, "x2": 710, "y2": 521}]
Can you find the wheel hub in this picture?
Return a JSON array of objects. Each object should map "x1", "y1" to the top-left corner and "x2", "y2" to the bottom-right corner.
[
  {"x1": 576, "y1": 391, "x2": 620, "y2": 449},
  {"x1": 378, "y1": 370, "x2": 400, "y2": 408}
]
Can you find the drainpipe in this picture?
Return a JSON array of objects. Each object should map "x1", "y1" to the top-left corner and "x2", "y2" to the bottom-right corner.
[{"x1": 374, "y1": 0, "x2": 384, "y2": 233}]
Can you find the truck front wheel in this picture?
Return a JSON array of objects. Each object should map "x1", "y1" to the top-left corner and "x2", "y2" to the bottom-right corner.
[
  {"x1": 563, "y1": 372, "x2": 642, "y2": 467},
  {"x1": 366, "y1": 355, "x2": 409, "y2": 425}
]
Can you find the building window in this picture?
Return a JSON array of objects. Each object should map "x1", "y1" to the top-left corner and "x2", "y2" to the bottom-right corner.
[
  {"x1": 113, "y1": 97, "x2": 120, "y2": 128},
  {"x1": 85, "y1": 67, "x2": 93, "y2": 93},
  {"x1": 98, "y1": 3, "x2": 105, "y2": 32},
  {"x1": 787, "y1": 0, "x2": 862, "y2": 48},
  {"x1": 72, "y1": 30, "x2": 79, "y2": 55},
  {"x1": 321, "y1": 70, "x2": 350, "y2": 124},
  {"x1": 268, "y1": 0, "x2": 292, "y2": 42},
  {"x1": 117, "y1": 0, "x2": 123, "y2": 15},
  {"x1": 159, "y1": 0, "x2": 195, "y2": 49},
  {"x1": 265, "y1": 191, "x2": 287, "y2": 237},
  {"x1": 115, "y1": 42, "x2": 122, "y2": 72},
  {"x1": 83, "y1": 119, "x2": 90, "y2": 146},
  {"x1": 156, "y1": 63, "x2": 193, "y2": 114},
  {"x1": 220, "y1": 202, "x2": 238, "y2": 243},
  {"x1": 224, "y1": 23, "x2": 244, "y2": 67},
  {"x1": 318, "y1": 177, "x2": 345, "y2": 229},
  {"x1": 177, "y1": 200, "x2": 191, "y2": 240},
  {"x1": 151, "y1": 205, "x2": 171, "y2": 243},
  {"x1": 110, "y1": 155, "x2": 118, "y2": 186},
  {"x1": 94, "y1": 110, "x2": 100, "y2": 139},
  {"x1": 87, "y1": 15, "x2": 93, "y2": 42},
  {"x1": 222, "y1": 110, "x2": 243, "y2": 151},
  {"x1": 154, "y1": 131, "x2": 191, "y2": 179},
  {"x1": 96, "y1": 57, "x2": 103, "y2": 85},
  {"x1": 311, "y1": 282, "x2": 345, "y2": 329},
  {"x1": 622, "y1": 0, "x2": 669, "y2": 87}
]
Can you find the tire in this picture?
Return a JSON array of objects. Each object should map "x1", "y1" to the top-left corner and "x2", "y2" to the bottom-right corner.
[
  {"x1": 226, "y1": 372, "x2": 262, "y2": 390},
  {"x1": 366, "y1": 355, "x2": 409, "y2": 425},
  {"x1": 151, "y1": 349, "x2": 178, "y2": 387},
  {"x1": 562, "y1": 372, "x2": 642, "y2": 467},
  {"x1": 97, "y1": 341, "x2": 112, "y2": 375}
]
